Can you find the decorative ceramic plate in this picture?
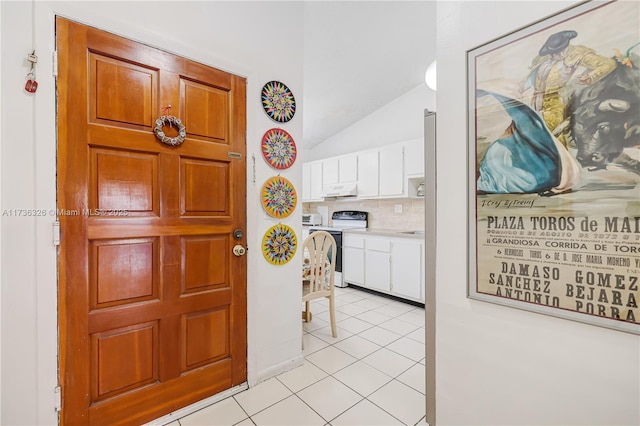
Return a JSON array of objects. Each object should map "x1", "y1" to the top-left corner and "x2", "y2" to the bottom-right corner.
[
  {"x1": 261, "y1": 81, "x2": 296, "y2": 123},
  {"x1": 261, "y1": 128, "x2": 297, "y2": 170},
  {"x1": 262, "y1": 224, "x2": 297, "y2": 265},
  {"x1": 261, "y1": 176, "x2": 297, "y2": 218}
]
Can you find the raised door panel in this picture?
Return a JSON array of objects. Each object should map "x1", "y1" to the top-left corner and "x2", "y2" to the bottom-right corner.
[
  {"x1": 181, "y1": 235, "x2": 228, "y2": 294},
  {"x1": 91, "y1": 322, "x2": 159, "y2": 402},
  {"x1": 90, "y1": 148, "x2": 159, "y2": 217},
  {"x1": 180, "y1": 158, "x2": 229, "y2": 216},
  {"x1": 182, "y1": 308, "x2": 230, "y2": 372},
  {"x1": 379, "y1": 145, "x2": 404, "y2": 196},
  {"x1": 89, "y1": 52, "x2": 157, "y2": 129},
  {"x1": 89, "y1": 238, "x2": 159, "y2": 309},
  {"x1": 182, "y1": 79, "x2": 228, "y2": 142},
  {"x1": 357, "y1": 150, "x2": 379, "y2": 197},
  {"x1": 391, "y1": 239, "x2": 423, "y2": 301}
]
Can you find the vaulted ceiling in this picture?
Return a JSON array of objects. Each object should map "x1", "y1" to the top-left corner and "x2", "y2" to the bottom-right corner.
[{"x1": 302, "y1": 1, "x2": 437, "y2": 149}]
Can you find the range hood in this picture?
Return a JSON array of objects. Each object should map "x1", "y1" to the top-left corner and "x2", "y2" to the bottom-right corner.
[{"x1": 322, "y1": 182, "x2": 358, "y2": 198}]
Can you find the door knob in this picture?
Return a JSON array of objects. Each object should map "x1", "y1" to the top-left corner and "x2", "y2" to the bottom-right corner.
[{"x1": 233, "y1": 245, "x2": 246, "y2": 257}]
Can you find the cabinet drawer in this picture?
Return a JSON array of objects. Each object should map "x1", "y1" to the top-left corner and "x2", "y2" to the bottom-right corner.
[
  {"x1": 366, "y1": 237, "x2": 391, "y2": 252},
  {"x1": 343, "y1": 234, "x2": 365, "y2": 248}
]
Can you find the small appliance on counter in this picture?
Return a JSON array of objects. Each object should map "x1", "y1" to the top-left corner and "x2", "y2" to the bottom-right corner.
[{"x1": 302, "y1": 213, "x2": 322, "y2": 226}]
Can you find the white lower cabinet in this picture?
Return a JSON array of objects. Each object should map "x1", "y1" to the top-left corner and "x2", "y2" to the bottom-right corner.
[
  {"x1": 390, "y1": 239, "x2": 423, "y2": 301},
  {"x1": 343, "y1": 233, "x2": 424, "y2": 303},
  {"x1": 302, "y1": 226, "x2": 311, "y2": 243},
  {"x1": 365, "y1": 248, "x2": 391, "y2": 292},
  {"x1": 343, "y1": 234, "x2": 365, "y2": 285}
]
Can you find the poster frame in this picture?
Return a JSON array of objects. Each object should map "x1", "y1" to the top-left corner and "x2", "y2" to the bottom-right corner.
[{"x1": 466, "y1": 0, "x2": 640, "y2": 335}]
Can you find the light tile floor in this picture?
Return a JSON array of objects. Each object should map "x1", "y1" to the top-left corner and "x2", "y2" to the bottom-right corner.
[{"x1": 173, "y1": 286, "x2": 427, "y2": 426}]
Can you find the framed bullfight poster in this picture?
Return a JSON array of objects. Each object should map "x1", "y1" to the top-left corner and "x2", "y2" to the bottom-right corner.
[{"x1": 467, "y1": 0, "x2": 639, "y2": 334}]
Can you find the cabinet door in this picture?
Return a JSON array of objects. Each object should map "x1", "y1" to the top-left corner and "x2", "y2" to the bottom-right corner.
[
  {"x1": 310, "y1": 162, "x2": 323, "y2": 200},
  {"x1": 379, "y1": 144, "x2": 404, "y2": 196},
  {"x1": 302, "y1": 163, "x2": 312, "y2": 202},
  {"x1": 302, "y1": 227, "x2": 310, "y2": 243},
  {"x1": 404, "y1": 138, "x2": 424, "y2": 177},
  {"x1": 322, "y1": 158, "x2": 339, "y2": 186},
  {"x1": 339, "y1": 153, "x2": 358, "y2": 183},
  {"x1": 391, "y1": 240, "x2": 423, "y2": 301},
  {"x1": 365, "y1": 250, "x2": 391, "y2": 292},
  {"x1": 357, "y1": 150, "x2": 379, "y2": 197},
  {"x1": 343, "y1": 247, "x2": 364, "y2": 285}
]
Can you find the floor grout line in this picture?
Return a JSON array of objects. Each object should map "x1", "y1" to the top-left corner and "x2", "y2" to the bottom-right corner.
[{"x1": 176, "y1": 286, "x2": 425, "y2": 426}]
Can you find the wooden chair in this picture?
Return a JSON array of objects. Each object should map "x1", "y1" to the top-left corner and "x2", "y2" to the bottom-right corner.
[{"x1": 302, "y1": 231, "x2": 337, "y2": 338}]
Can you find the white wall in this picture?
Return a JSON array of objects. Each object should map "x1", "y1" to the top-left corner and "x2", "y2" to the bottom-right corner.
[
  {"x1": 307, "y1": 83, "x2": 435, "y2": 161},
  {"x1": 0, "y1": 1, "x2": 3, "y2": 419},
  {"x1": 0, "y1": 2, "x2": 303, "y2": 424},
  {"x1": 435, "y1": 2, "x2": 640, "y2": 425}
]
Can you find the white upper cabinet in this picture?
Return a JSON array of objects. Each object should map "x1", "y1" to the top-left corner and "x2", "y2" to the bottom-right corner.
[
  {"x1": 338, "y1": 153, "x2": 358, "y2": 183},
  {"x1": 378, "y1": 144, "x2": 404, "y2": 197},
  {"x1": 322, "y1": 157, "x2": 339, "y2": 186},
  {"x1": 310, "y1": 162, "x2": 323, "y2": 200},
  {"x1": 303, "y1": 161, "x2": 324, "y2": 202},
  {"x1": 303, "y1": 139, "x2": 421, "y2": 201},
  {"x1": 302, "y1": 162, "x2": 312, "y2": 202},
  {"x1": 404, "y1": 138, "x2": 424, "y2": 177},
  {"x1": 322, "y1": 154, "x2": 357, "y2": 188},
  {"x1": 356, "y1": 150, "x2": 379, "y2": 198}
]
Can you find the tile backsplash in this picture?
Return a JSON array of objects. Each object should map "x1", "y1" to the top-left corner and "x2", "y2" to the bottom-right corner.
[{"x1": 304, "y1": 198, "x2": 425, "y2": 231}]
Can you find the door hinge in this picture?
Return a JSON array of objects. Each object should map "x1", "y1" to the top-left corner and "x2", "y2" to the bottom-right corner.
[
  {"x1": 52, "y1": 50, "x2": 58, "y2": 78},
  {"x1": 54, "y1": 386, "x2": 61, "y2": 412},
  {"x1": 53, "y1": 220, "x2": 61, "y2": 246}
]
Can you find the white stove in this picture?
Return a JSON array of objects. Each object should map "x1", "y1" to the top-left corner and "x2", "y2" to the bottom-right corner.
[{"x1": 309, "y1": 211, "x2": 368, "y2": 287}]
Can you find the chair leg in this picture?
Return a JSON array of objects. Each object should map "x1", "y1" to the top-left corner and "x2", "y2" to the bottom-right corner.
[
  {"x1": 304, "y1": 301, "x2": 311, "y2": 322},
  {"x1": 329, "y1": 294, "x2": 337, "y2": 338}
]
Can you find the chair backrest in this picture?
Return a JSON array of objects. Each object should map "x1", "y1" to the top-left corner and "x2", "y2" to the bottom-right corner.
[{"x1": 303, "y1": 231, "x2": 337, "y2": 294}]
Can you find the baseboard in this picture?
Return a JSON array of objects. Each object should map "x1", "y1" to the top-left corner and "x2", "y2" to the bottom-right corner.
[
  {"x1": 347, "y1": 283, "x2": 425, "y2": 307},
  {"x1": 143, "y1": 353, "x2": 303, "y2": 423},
  {"x1": 253, "y1": 354, "x2": 304, "y2": 386},
  {"x1": 143, "y1": 383, "x2": 249, "y2": 425}
]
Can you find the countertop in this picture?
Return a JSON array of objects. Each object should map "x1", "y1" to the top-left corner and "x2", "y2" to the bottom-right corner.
[{"x1": 342, "y1": 228, "x2": 425, "y2": 239}]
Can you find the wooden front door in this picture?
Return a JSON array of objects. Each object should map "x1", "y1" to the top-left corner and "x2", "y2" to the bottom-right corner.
[{"x1": 56, "y1": 17, "x2": 247, "y2": 425}]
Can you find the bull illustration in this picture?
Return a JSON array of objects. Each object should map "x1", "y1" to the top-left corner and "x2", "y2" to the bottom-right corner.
[{"x1": 567, "y1": 56, "x2": 640, "y2": 172}]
